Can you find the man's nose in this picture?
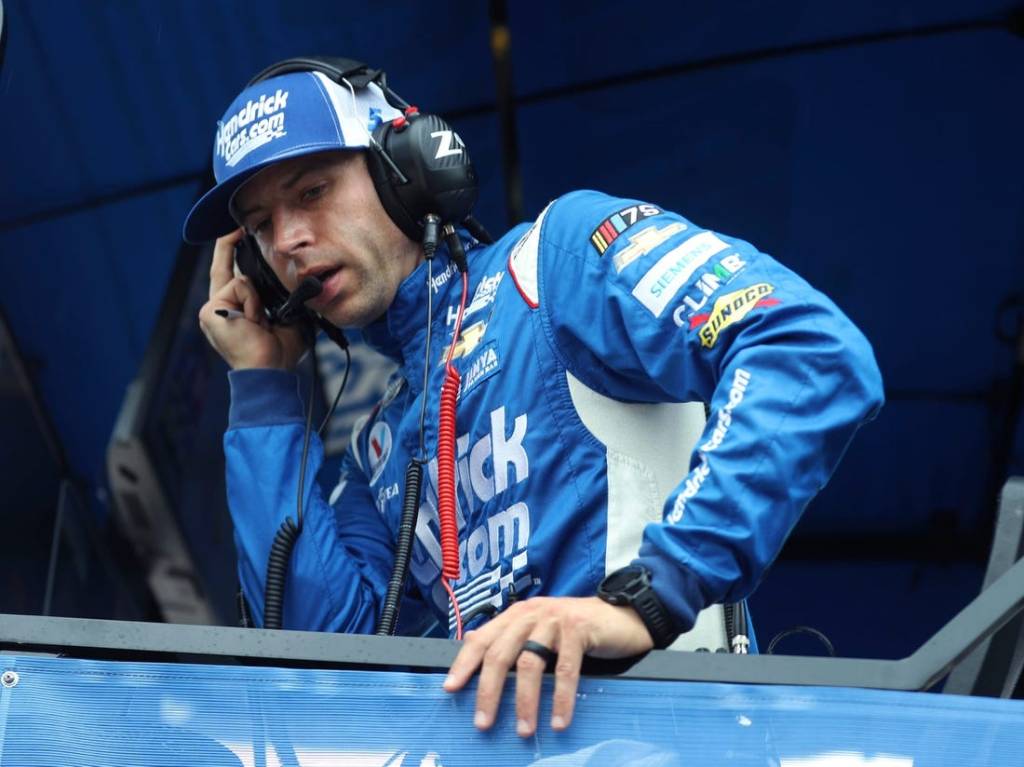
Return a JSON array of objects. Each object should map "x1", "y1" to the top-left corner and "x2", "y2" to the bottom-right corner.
[{"x1": 272, "y1": 210, "x2": 314, "y2": 259}]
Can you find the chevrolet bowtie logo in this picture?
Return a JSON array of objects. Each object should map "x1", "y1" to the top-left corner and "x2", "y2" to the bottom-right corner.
[
  {"x1": 613, "y1": 222, "x2": 688, "y2": 273},
  {"x1": 443, "y1": 321, "x2": 488, "y2": 361}
]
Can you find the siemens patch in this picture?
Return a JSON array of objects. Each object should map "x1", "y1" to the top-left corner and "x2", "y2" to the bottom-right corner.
[
  {"x1": 631, "y1": 232, "x2": 730, "y2": 317},
  {"x1": 590, "y1": 204, "x2": 661, "y2": 254}
]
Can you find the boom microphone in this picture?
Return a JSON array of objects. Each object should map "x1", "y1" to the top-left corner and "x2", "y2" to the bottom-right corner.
[
  {"x1": 273, "y1": 276, "x2": 323, "y2": 324},
  {"x1": 271, "y1": 276, "x2": 349, "y2": 351}
]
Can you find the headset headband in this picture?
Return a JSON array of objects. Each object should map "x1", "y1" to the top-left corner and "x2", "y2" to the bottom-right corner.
[{"x1": 247, "y1": 56, "x2": 410, "y2": 111}]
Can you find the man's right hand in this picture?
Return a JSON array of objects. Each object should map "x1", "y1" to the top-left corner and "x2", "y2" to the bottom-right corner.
[{"x1": 197, "y1": 229, "x2": 307, "y2": 370}]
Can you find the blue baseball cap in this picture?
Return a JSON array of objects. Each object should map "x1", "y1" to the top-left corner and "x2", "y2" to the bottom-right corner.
[{"x1": 183, "y1": 71, "x2": 402, "y2": 243}]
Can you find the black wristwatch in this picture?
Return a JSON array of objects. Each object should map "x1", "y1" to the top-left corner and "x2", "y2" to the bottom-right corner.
[{"x1": 597, "y1": 565, "x2": 679, "y2": 649}]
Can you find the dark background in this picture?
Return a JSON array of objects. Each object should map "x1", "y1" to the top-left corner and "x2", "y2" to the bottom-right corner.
[{"x1": 1, "y1": 0, "x2": 1022, "y2": 661}]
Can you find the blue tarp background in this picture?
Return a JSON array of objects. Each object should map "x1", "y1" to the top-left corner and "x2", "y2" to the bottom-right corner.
[{"x1": 0, "y1": 1, "x2": 1022, "y2": 657}]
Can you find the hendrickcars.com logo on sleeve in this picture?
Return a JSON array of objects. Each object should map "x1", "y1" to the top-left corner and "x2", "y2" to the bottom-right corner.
[{"x1": 216, "y1": 89, "x2": 289, "y2": 168}]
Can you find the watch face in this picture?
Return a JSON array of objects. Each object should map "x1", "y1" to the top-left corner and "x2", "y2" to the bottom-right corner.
[
  {"x1": 599, "y1": 566, "x2": 677, "y2": 648},
  {"x1": 600, "y1": 566, "x2": 648, "y2": 600}
]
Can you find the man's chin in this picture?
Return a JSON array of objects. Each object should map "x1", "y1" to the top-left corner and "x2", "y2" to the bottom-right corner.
[{"x1": 320, "y1": 301, "x2": 383, "y2": 330}]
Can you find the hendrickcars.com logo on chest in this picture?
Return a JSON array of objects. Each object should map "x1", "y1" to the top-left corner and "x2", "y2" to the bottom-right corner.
[{"x1": 409, "y1": 406, "x2": 534, "y2": 625}]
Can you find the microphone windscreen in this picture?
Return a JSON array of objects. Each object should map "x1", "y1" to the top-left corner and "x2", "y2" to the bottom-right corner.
[
  {"x1": 275, "y1": 276, "x2": 323, "y2": 323},
  {"x1": 292, "y1": 276, "x2": 324, "y2": 303}
]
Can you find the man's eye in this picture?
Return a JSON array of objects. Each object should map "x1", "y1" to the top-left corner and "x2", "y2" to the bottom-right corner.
[
  {"x1": 302, "y1": 183, "x2": 326, "y2": 202},
  {"x1": 250, "y1": 219, "x2": 270, "y2": 236}
]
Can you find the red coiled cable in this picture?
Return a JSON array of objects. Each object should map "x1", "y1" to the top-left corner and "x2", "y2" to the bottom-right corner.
[
  {"x1": 437, "y1": 270, "x2": 469, "y2": 638},
  {"x1": 437, "y1": 366, "x2": 461, "y2": 580}
]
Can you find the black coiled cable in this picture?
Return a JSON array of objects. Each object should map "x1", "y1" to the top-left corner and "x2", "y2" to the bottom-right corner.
[
  {"x1": 263, "y1": 516, "x2": 301, "y2": 630},
  {"x1": 263, "y1": 354, "x2": 319, "y2": 631},
  {"x1": 376, "y1": 460, "x2": 425, "y2": 635}
]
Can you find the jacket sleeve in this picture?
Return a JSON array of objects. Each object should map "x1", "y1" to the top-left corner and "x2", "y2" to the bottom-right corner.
[
  {"x1": 536, "y1": 191, "x2": 885, "y2": 633},
  {"x1": 225, "y1": 368, "x2": 395, "y2": 632}
]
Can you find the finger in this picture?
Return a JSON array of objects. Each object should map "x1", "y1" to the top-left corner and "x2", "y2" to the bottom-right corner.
[
  {"x1": 209, "y1": 228, "x2": 245, "y2": 299},
  {"x1": 473, "y1": 628, "x2": 528, "y2": 731},
  {"x1": 236, "y1": 277, "x2": 264, "y2": 323},
  {"x1": 197, "y1": 304, "x2": 224, "y2": 353},
  {"x1": 549, "y1": 626, "x2": 585, "y2": 731},
  {"x1": 444, "y1": 629, "x2": 489, "y2": 693},
  {"x1": 514, "y1": 628, "x2": 558, "y2": 738},
  {"x1": 211, "y1": 275, "x2": 264, "y2": 322}
]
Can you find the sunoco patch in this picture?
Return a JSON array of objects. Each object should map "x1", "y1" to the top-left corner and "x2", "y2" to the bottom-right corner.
[{"x1": 692, "y1": 283, "x2": 779, "y2": 349}]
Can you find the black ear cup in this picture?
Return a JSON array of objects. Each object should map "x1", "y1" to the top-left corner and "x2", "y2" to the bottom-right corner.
[
  {"x1": 367, "y1": 111, "x2": 479, "y2": 243},
  {"x1": 234, "y1": 234, "x2": 290, "y2": 312},
  {"x1": 365, "y1": 125, "x2": 421, "y2": 243}
]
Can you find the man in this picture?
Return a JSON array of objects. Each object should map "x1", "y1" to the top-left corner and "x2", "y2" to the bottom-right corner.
[{"x1": 186, "y1": 59, "x2": 884, "y2": 738}]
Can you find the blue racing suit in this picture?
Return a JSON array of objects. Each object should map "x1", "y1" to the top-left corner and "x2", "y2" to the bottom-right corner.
[{"x1": 224, "y1": 190, "x2": 884, "y2": 638}]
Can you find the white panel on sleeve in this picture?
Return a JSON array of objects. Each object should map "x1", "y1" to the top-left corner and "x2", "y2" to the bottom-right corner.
[{"x1": 566, "y1": 371, "x2": 728, "y2": 652}]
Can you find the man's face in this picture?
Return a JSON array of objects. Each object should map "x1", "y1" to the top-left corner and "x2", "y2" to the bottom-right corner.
[{"x1": 231, "y1": 150, "x2": 421, "y2": 328}]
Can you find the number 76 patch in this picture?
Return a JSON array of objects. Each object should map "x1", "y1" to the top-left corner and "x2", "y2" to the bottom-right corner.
[{"x1": 590, "y1": 204, "x2": 661, "y2": 254}]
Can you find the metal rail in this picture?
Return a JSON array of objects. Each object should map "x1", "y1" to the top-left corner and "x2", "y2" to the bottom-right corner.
[{"x1": 2, "y1": 554, "x2": 1023, "y2": 692}]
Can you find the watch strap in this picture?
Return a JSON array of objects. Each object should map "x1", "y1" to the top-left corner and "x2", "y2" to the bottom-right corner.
[
  {"x1": 630, "y1": 583, "x2": 679, "y2": 650},
  {"x1": 598, "y1": 566, "x2": 679, "y2": 649}
]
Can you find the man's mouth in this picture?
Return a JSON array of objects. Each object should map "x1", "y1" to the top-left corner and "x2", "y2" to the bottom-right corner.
[
  {"x1": 304, "y1": 266, "x2": 343, "y2": 310},
  {"x1": 308, "y1": 266, "x2": 340, "y2": 285}
]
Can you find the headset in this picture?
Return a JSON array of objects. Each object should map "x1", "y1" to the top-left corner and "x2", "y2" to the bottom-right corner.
[{"x1": 235, "y1": 55, "x2": 490, "y2": 341}]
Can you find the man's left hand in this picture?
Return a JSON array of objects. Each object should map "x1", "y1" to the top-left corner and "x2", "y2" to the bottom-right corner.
[{"x1": 443, "y1": 596, "x2": 654, "y2": 737}]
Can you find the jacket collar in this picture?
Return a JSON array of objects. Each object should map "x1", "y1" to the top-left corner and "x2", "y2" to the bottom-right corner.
[{"x1": 362, "y1": 233, "x2": 476, "y2": 393}]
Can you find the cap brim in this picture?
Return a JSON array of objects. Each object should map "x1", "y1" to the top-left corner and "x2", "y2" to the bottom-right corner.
[
  {"x1": 182, "y1": 166, "x2": 260, "y2": 244},
  {"x1": 181, "y1": 144, "x2": 361, "y2": 244}
]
